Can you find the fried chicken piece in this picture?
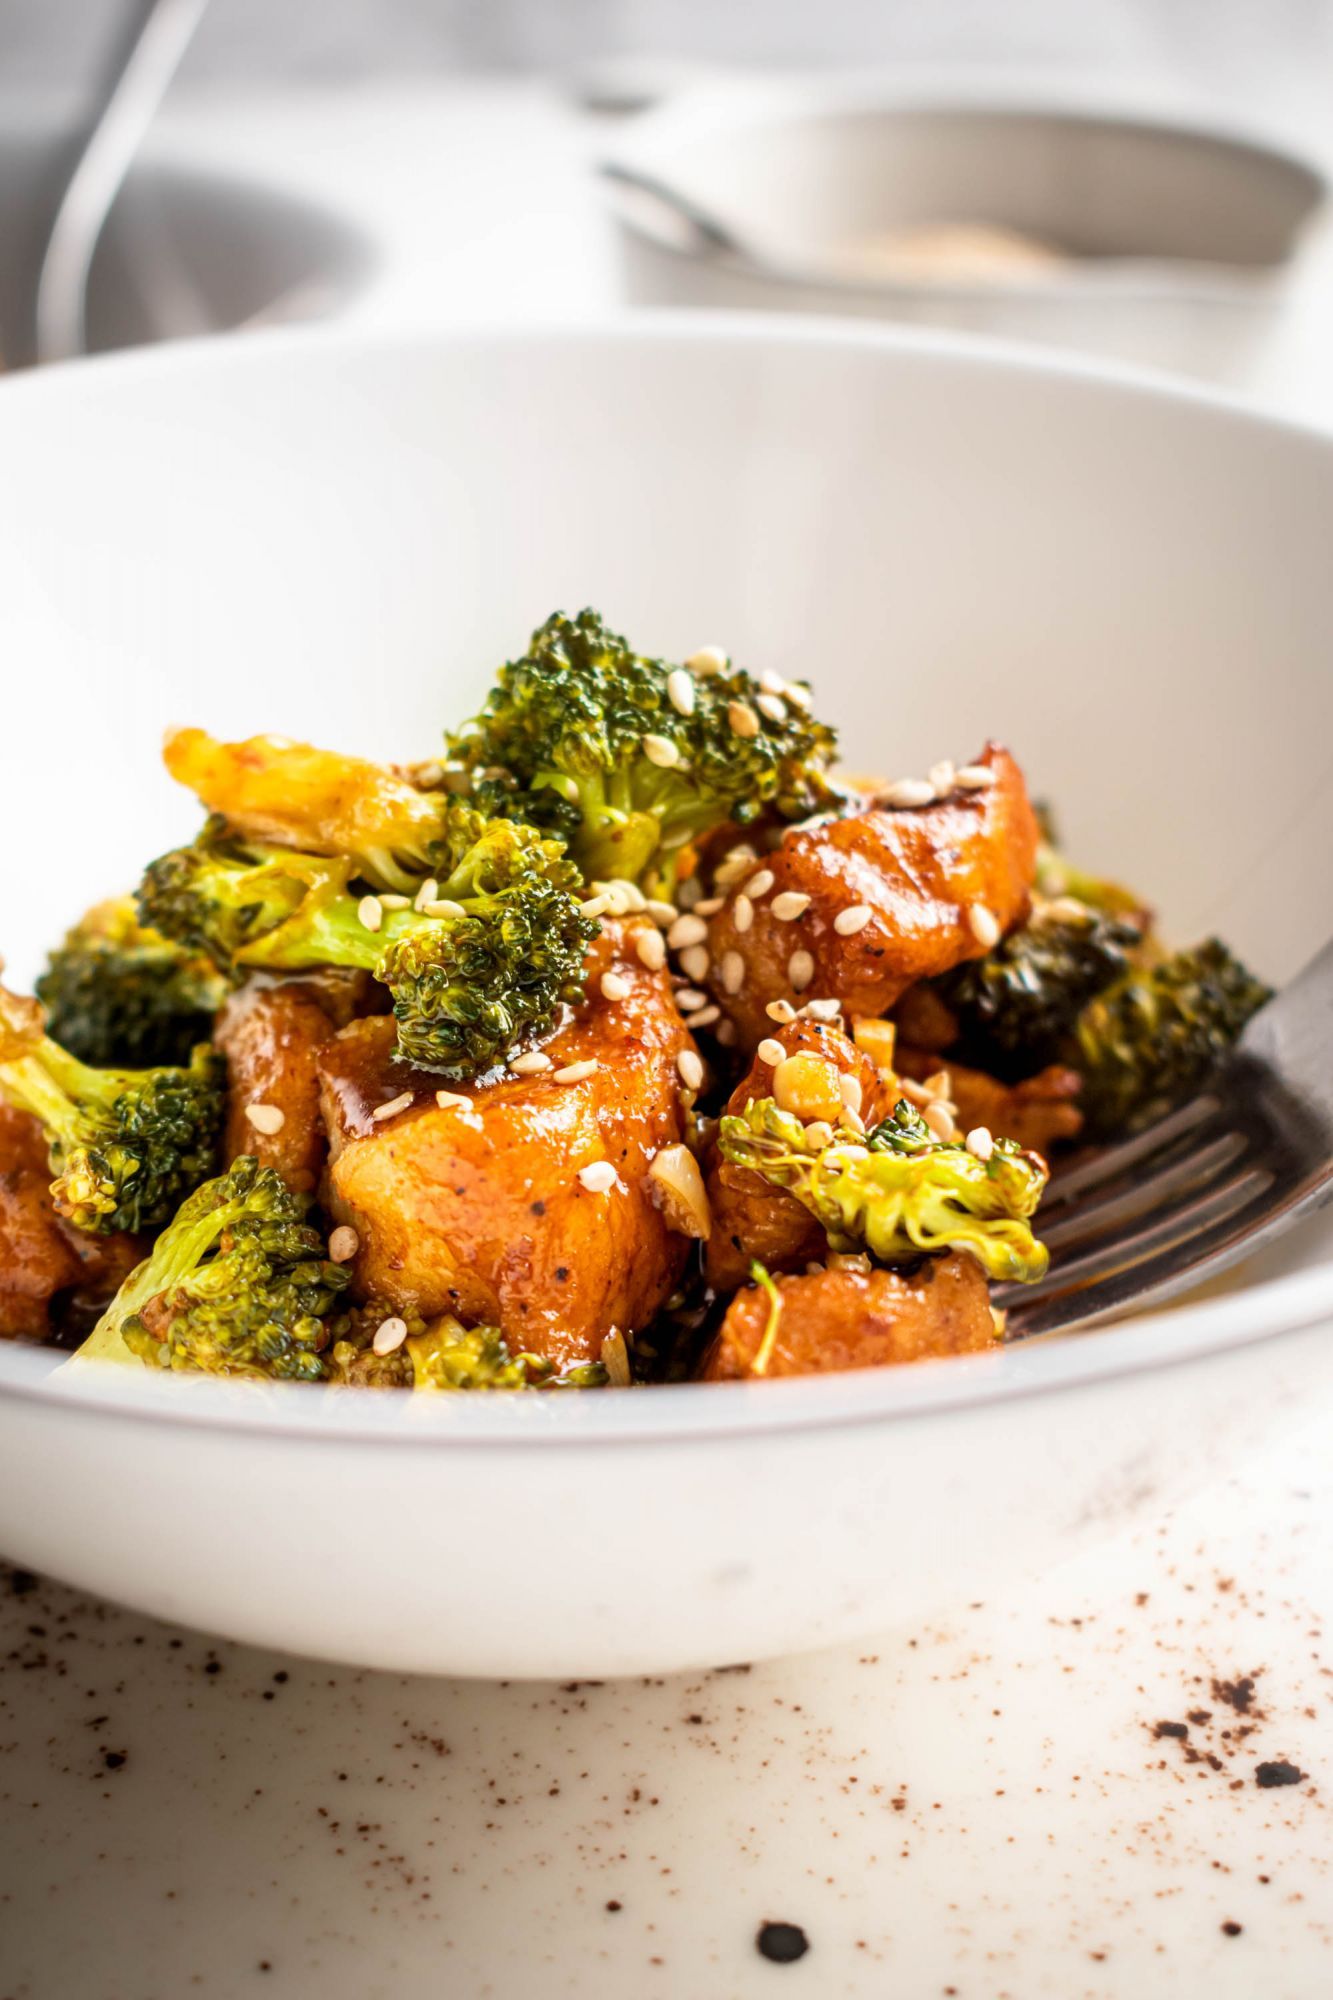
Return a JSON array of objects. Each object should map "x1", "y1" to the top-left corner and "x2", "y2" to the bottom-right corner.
[
  {"x1": 318, "y1": 923, "x2": 695, "y2": 1367},
  {"x1": 896, "y1": 1044, "x2": 1083, "y2": 1154},
  {"x1": 214, "y1": 977, "x2": 342, "y2": 1194},
  {"x1": 703, "y1": 744, "x2": 1039, "y2": 1047},
  {"x1": 0, "y1": 1103, "x2": 139, "y2": 1341},
  {"x1": 704, "y1": 1017, "x2": 896, "y2": 1290},
  {"x1": 702, "y1": 1251, "x2": 997, "y2": 1379}
]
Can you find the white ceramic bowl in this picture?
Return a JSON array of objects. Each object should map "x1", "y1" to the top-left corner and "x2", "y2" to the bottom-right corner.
[
  {"x1": 1, "y1": 319, "x2": 1332, "y2": 1678},
  {"x1": 603, "y1": 83, "x2": 1328, "y2": 383}
]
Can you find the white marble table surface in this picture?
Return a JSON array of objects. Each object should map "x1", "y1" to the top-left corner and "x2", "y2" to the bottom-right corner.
[{"x1": 3, "y1": 80, "x2": 1332, "y2": 2000}]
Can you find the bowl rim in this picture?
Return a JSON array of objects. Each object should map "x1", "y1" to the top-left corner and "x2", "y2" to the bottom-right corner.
[
  {"x1": 1, "y1": 310, "x2": 1331, "y2": 1446},
  {"x1": 600, "y1": 78, "x2": 1329, "y2": 303}
]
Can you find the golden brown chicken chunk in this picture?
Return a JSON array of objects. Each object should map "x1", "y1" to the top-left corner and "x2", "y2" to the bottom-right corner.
[
  {"x1": 214, "y1": 978, "x2": 339, "y2": 1194},
  {"x1": 0, "y1": 1104, "x2": 139, "y2": 1341},
  {"x1": 704, "y1": 1017, "x2": 896, "y2": 1290},
  {"x1": 317, "y1": 924, "x2": 696, "y2": 1367},
  {"x1": 703, "y1": 744, "x2": 1039, "y2": 1046},
  {"x1": 703, "y1": 1252, "x2": 997, "y2": 1379},
  {"x1": 896, "y1": 1044, "x2": 1083, "y2": 1155}
]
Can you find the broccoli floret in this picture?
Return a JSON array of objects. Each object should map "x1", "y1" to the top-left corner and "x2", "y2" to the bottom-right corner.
[
  {"x1": 1073, "y1": 940, "x2": 1270, "y2": 1139},
  {"x1": 931, "y1": 903, "x2": 1143, "y2": 1078},
  {"x1": 718, "y1": 1096, "x2": 1049, "y2": 1282},
  {"x1": 1034, "y1": 842, "x2": 1149, "y2": 926},
  {"x1": 449, "y1": 609, "x2": 840, "y2": 889},
  {"x1": 77, "y1": 1156, "x2": 350, "y2": 1378},
  {"x1": 35, "y1": 898, "x2": 231, "y2": 1069},
  {"x1": 0, "y1": 981, "x2": 224, "y2": 1236},
  {"x1": 138, "y1": 819, "x2": 595, "y2": 1078}
]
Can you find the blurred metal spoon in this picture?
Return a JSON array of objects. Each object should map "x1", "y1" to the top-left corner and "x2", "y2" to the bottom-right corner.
[
  {"x1": 597, "y1": 160, "x2": 756, "y2": 263},
  {"x1": 35, "y1": 0, "x2": 209, "y2": 365}
]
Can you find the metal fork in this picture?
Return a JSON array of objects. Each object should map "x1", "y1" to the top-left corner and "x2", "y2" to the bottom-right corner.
[{"x1": 994, "y1": 940, "x2": 1333, "y2": 1337}]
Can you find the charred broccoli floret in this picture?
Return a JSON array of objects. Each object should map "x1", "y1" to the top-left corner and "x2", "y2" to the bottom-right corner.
[
  {"x1": 0, "y1": 982, "x2": 224, "y2": 1236},
  {"x1": 138, "y1": 819, "x2": 595, "y2": 1078},
  {"x1": 449, "y1": 609, "x2": 840, "y2": 889},
  {"x1": 932, "y1": 903, "x2": 1143, "y2": 1078},
  {"x1": 77, "y1": 1156, "x2": 350, "y2": 1377},
  {"x1": 718, "y1": 1096, "x2": 1049, "y2": 1282},
  {"x1": 36, "y1": 898, "x2": 231, "y2": 1069},
  {"x1": 1073, "y1": 940, "x2": 1270, "y2": 1138}
]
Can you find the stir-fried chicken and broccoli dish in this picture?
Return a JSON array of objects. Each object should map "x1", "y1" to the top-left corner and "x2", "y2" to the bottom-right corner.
[{"x1": 0, "y1": 610, "x2": 1270, "y2": 1388}]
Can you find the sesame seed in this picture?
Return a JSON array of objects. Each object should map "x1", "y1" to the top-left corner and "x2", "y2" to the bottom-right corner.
[
  {"x1": 646, "y1": 899, "x2": 678, "y2": 926},
  {"x1": 435, "y1": 1089, "x2": 470, "y2": 1110},
  {"x1": 378, "y1": 892, "x2": 411, "y2": 910},
  {"x1": 966, "y1": 1125, "x2": 995, "y2": 1161},
  {"x1": 372, "y1": 1091, "x2": 414, "y2": 1123},
  {"x1": 879, "y1": 778, "x2": 935, "y2": 809},
  {"x1": 553, "y1": 1059, "x2": 598, "y2": 1083},
  {"x1": 577, "y1": 1161, "x2": 617, "y2": 1194},
  {"x1": 636, "y1": 927, "x2": 667, "y2": 971},
  {"x1": 788, "y1": 949, "x2": 815, "y2": 992},
  {"x1": 414, "y1": 877, "x2": 440, "y2": 912},
  {"x1": 666, "y1": 668, "x2": 696, "y2": 716},
  {"x1": 685, "y1": 645, "x2": 728, "y2": 676},
  {"x1": 683, "y1": 1003, "x2": 720, "y2": 1028},
  {"x1": 607, "y1": 878, "x2": 647, "y2": 912},
  {"x1": 755, "y1": 692, "x2": 787, "y2": 724},
  {"x1": 509, "y1": 1050, "x2": 552, "y2": 1074},
  {"x1": 600, "y1": 971, "x2": 631, "y2": 1001},
  {"x1": 772, "y1": 891, "x2": 811, "y2": 921},
  {"x1": 642, "y1": 732, "x2": 681, "y2": 768},
  {"x1": 839, "y1": 1105, "x2": 867, "y2": 1136},
  {"x1": 834, "y1": 904, "x2": 872, "y2": 936},
  {"x1": 327, "y1": 1225, "x2": 360, "y2": 1263},
  {"x1": 732, "y1": 892, "x2": 754, "y2": 933},
  {"x1": 839, "y1": 1073, "x2": 864, "y2": 1114},
  {"x1": 693, "y1": 896, "x2": 725, "y2": 917},
  {"x1": 244, "y1": 1102, "x2": 285, "y2": 1135},
  {"x1": 677, "y1": 877, "x2": 702, "y2": 909},
  {"x1": 714, "y1": 844, "x2": 759, "y2": 888},
  {"x1": 673, "y1": 987, "x2": 707, "y2": 1010},
  {"x1": 757, "y1": 1037, "x2": 786, "y2": 1065},
  {"x1": 480, "y1": 765, "x2": 513, "y2": 785},
  {"x1": 720, "y1": 950, "x2": 745, "y2": 995},
  {"x1": 679, "y1": 944, "x2": 711, "y2": 983},
  {"x1": 923, "y1": 1100, "x2": 957, "y2": 1142},
  {"x1": 715, "y1": 1019, "x2": 738, "y2": 1047},
  {"x1": 784, "y1": 681, "x2": 813, "y2": 710},
  {"x1": 804, "y1": 1121, "x2": 836, "y2": 1148},
  {"x1": 667, "y1": 912, "x2": 708, "y2": 950},
  {"x1": 968, "y1": 902, "x2": 1001, "y2": 949},
  {"x1": 802, "y1": 998, "x2": 842, "y2": 1022},
  {"x1": 415, "y1": 761, "x2": 444, "y2": 788},
  {"x1": 1046, "y1": 895, "x2": 1091, "y2": 924},
  {"x1": 422, "y1": 898, "x2": 467, "y2": 920},
  {"x1": 580, "y1": 894, "x2": 613, "y2": 919},
  {"x1": 677, "y1": 1049, "x2": 704, "y2": 1090},
  {"x1": 828, "y1": 1251, "x2": 872, "y2": 1274},
  {"x1": 899, "y1": 1077, "x2": 932, "y2": 1107},
  {"x1": 758, "y1": 667, "x2": 786, "y2": 695},
  {"x1": 748, "y1": 868, "x2": 775, "y2": 898},
  {"x1": 928, "y1": 758, "x2": 956, "y2": 796},
  {"x1": 372, "y1": 1316, "x2": 409, "y2": 1357},
  {"x1": 357, "y1": 894, "x2": 383, "y2": 932},
  {"x1": 727, "y1": 700, "x2": 760, "y2": 739},
  {"x1": 955, "y1": 764, "x2": 996, "y2": 790},
  {"x1": 766, "y1": 998, "x2": 797, "y2": 1024}
]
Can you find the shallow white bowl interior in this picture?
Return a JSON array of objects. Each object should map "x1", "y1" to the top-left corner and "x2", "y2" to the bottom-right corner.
[{"x1": 1, "y1": 320, "x2": 1332, "y2": 1676}]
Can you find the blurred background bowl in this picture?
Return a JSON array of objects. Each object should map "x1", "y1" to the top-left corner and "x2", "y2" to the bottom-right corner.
[
  {"x1": 603, "y1": 83, "x2": 1328, "y2": 381},
  {"x1": 0, "y1": 117, "x2": 374, "y2": 369}
]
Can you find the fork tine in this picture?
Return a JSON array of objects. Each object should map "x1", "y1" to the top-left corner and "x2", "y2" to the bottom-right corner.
[
  {"x1": 1038, "y1": 1129, "x2": 1249, "y2": 1253},
  {"x1": 998, "y1": 1165, "x2": 1274, "y2": 1315},
  {"x1": 1042, "y1": 1092, "x2": 1222, "y2": 1209}
]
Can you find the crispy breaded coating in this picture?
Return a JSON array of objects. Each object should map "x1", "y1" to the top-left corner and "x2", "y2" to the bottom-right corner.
[
  {"x1": 896, "y1": 1044, "x2": 1083, "y2": 1155},
  {"x1": 317, "y1": 923, "x2": 695, "y2": 1367},
  {"x1": 703, "y1": 1251, "x2": 996, "y2": 1379},
  {"x1": 0, "y1": 1103, "x2": 138, "y2": 1341},
  {"x1": 704, "y1": 1017, "x2": 896, "y2": 1290},
  {"x1": 704, "y1": 744, "x2": 1039, "y2": 1046}
]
